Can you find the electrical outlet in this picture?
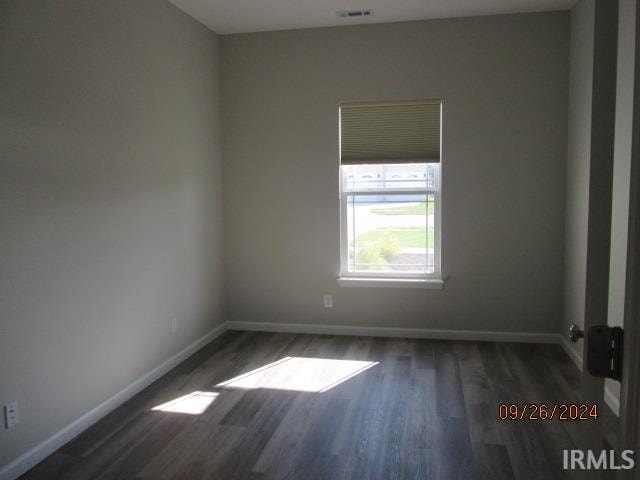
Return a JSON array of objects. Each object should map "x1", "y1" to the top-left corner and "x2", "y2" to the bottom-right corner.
[
  {"x1": 171, "y1": 317, "x2": 177, "y2": 334},
  {"x1": 323, "y1": 294, "x2": 333, "y2": 308},
  {"x1": 4, "y1": 401, "x2": 18, "y2": 429}
]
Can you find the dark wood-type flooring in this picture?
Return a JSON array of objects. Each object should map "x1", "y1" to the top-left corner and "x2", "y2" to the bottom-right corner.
[{"x1": 19, "y1": 331, "x2": 618, "y2": 480}]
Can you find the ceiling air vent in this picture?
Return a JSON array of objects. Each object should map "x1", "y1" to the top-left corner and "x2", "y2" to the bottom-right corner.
[{"x1": 337, "y1": 9, "x2": 374, "y2": 18}]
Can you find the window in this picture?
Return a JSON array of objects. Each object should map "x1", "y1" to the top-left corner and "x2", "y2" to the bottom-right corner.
[{"x1": 338, "y1": 100, "x2": 442, "y2": 283}]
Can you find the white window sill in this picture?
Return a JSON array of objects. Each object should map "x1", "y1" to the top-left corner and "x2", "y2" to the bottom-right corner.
[{"x1": 337, "y1": 277, "x2": 445, "y2": 289}]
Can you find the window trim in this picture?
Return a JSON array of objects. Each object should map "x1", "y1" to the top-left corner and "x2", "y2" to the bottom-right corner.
[
  {"x1": 337, "y1": 277, "x2": 445, "y2": 289},
  {"x1": 338, "y1": 164, "x2": 442, "y2": 281}
]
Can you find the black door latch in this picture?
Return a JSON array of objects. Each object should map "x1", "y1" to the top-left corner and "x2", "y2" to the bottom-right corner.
[{"x1": 586, "y1": 325, "x2": 623, "y2": 381}]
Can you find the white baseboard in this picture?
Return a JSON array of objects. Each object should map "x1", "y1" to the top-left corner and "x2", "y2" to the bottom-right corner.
[
  {"x1": 225, "y1": 320, "x2": 561, "y2": 344},
  {"x1": 0, "y1": 322, "x2": 227, "y2": 480},
  {"x1": 559, "y1": 336, "x2": 620, "y2": 417},
  {"x1": 560, "y1": 336, "x2": 583, "y2": 370},
  {"x1": 604, "y1": 384, "x2": 621, "y2": 417}
]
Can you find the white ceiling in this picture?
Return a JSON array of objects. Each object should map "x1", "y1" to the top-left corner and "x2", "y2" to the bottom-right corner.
[{"x1": 168, "y1": 0, "x2": 576, "y2": 35}]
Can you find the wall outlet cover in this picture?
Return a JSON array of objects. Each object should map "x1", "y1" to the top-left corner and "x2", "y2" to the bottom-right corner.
[
  {"x1": 323, "y1": 294, "x2": 333, "y2": 308},
  {"x1": 4, "y1": 401, "x2": 19, "y2": 429}
]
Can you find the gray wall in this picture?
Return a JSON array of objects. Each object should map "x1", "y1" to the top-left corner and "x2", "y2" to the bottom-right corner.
[
  {"x1": 562, "y1": 0, "x2": 594, "y2": 361},
  {"x1": 0, "y1": 0, "x2": 223, "y2": 467},
  {"x1": 221, "y1": 13, "x2": 569, "y2": 332},
  {"x1": 606, "y1": 0, "x2": 636, "y2": 412}
]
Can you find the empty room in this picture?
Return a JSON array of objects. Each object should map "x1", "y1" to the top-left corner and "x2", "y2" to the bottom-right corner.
[{"x1": 2, "y1": 0, "x2": 640, "y2": 479}]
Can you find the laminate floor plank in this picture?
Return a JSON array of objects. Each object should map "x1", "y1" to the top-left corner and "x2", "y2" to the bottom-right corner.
[
  {"x1": 434, "y1": 342, "x2": 467, "y2": 419},
  {"x1": 18, "y1": 453, "x2": 79, "y2": 480},
  {"x1": 252, "y1": 392, "x2": 323, "y2": 476},
  {"x1": 19, "y1": 333, "x2": 615, "y2": 480}
]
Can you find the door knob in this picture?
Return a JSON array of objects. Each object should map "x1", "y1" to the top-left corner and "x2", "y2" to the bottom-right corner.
[{"x1": 569, "y1": 324, "x2": 584, "y2": 342}]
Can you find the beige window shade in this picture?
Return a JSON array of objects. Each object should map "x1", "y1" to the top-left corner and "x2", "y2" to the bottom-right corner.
[{"x1": 340, "y1": 100, "x2": 441, "y2": 164}]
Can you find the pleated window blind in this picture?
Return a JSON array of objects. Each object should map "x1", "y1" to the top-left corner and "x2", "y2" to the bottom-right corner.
[{"x1": 340, "y1": 100, "x2": 441, "y2": 164}]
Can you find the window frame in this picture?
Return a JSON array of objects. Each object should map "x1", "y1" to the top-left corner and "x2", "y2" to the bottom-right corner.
[{"x1": 338, "y1": 163, "x2": 442, "y2": 280}]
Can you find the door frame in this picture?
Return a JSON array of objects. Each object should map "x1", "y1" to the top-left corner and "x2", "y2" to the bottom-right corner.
[
  {"x1": 580, "y1": 0, "x2": 619, "y2": 416},
  {"x1": 618, "y1": 0, "x2": 640, "y2": 474}
]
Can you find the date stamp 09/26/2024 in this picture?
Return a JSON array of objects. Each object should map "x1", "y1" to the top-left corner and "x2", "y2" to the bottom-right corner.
[
  {"x1": 498, "y1": 404, "x2": 637, "y2": 471},
  {"x1": 498, "y1": 403, "x2": 599, "y2": 421}
]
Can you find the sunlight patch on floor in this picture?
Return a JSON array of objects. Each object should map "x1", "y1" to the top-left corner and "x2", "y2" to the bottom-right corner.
[
  {"x1": 215, "y1": 357, "x2": 378, "y2": 392},
  {"x1": 151, "y1": 391, "x2": 218, "y2": 415}
]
